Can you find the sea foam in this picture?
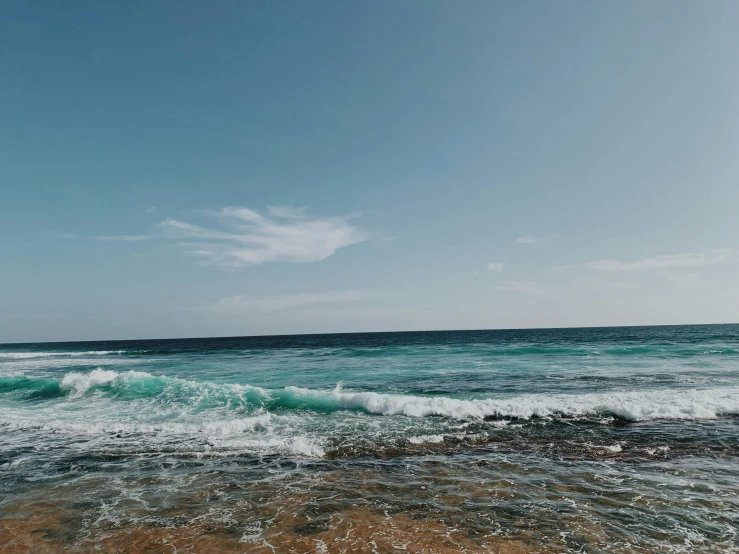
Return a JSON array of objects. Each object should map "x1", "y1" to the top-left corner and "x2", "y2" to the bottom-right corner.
[
  {"x1": 60, "y1": 368, "x2": 154, "y2": 397},
  {"x1": 280, "y1": 384, "x2": 739, "y2": 422}
]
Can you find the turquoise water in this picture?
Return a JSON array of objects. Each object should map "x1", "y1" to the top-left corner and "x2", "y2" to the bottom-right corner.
[{"x1": 1, "y1": 325, "x2": 739, "y2": 551}]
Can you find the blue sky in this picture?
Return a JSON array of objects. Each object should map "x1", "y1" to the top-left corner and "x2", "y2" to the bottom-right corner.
[{"x1": 2, "y1": 1, "x2": 739, "y2": 342}]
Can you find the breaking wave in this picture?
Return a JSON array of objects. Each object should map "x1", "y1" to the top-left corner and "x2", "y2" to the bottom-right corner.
[{"x1": 1, "y1": 370, "x2": 738, "y2": 423}]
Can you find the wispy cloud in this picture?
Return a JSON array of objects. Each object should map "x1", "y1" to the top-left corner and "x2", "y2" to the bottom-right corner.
[
  {"x1": 598, "y1": 282, "x2": 639, "y2": 291},
  {"x1": 266, "y1": 205, "x2": 307, "y2": 219},
  {"x1": 515, "y1": 237, "x2": 537, "y2": 244},
  {"x1": 664, "y1": 272, "x2": 715, "y2": 287},
  {"x1": 585, "y1": 251, "x2": 728, "y2": 271},
  {"x1": 487, "y1": 262, "x2": 504, "y2": 273},
  {"x1": 201, "y1": 290, "x2": 380, "y2": 314},
  {"x1": 53, "y1": 205, "x2": 369, "y2": 268},
  {"x1": 161, "y1": 206, "x2": 368, "y2": 267},
  {"x1": 493, "y1": 280, "x2": 542, "y2": 294},
  {"x1": 50, "y1": 232, "x2": 152, "y2": 242},
  {"x1": 98, "y1": 234, "x2": 151, "y2": 242}
]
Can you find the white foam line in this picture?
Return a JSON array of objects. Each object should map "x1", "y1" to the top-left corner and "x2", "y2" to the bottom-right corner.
[
  {"x1": 0, "y1": 350, "x2": 126, "y2": 359},
  {"x1": 290, "y1": 384, "x2": 739, "y2": 422}
]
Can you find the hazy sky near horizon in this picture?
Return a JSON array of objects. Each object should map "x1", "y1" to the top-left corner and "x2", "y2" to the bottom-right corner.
[{"x1": 2, "y1": 1, "x2": 739, "y2": 342}]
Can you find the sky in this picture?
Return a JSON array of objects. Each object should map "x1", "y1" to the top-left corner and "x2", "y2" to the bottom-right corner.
[{"x1": 2, "y1": 0, "x2": 739, "y2": 342}]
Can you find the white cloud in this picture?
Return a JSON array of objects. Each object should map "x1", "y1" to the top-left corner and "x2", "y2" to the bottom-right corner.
[
  {"x1": 516, "y1": 237, "x2": 537, "y2": 244},
  {"x1": 487, "y1": 262, "x2": 504, "y2": 273},
  {"x1": 585, "y1": 251, "x2": 727, "y2": 271},
  {"x1": 160, "y1": 206, "x2": 368, "y2": 267},
  {"x1": 96, "y1": 234, "x2": 152, "y2": 242},
  {"x1": 664, "y1": 272, "x2": 715, "y2": 287},
  {"x1": 53, "y1": 205, "x2": 368, "y2": 268},
  {"x1": 493, "y1": 281, "x2": 542, "y2": 294},
  {"x1": 201, "y1": 291, "x2": 380, "y2": 314},
  {"x1": 267, "y1": 205, "x2": 307, "y2": 219},
  {"x1": 600, "y1": 282, "x2": 639, "y2": 291},
  {"x1": 51, "y1": 232, "x2": 152, "y2": 242}
]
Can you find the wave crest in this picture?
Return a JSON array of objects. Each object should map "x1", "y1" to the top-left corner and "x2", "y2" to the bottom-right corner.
[
  {"x1": 60, "y1": 368, "x2": 153, "y2": 397},
  {"x1": 3, "y1": 370, "x2": 739, "y2": 423},
  {"x1": 278, "y1": 385, "x2": 739, "y2": 422}
]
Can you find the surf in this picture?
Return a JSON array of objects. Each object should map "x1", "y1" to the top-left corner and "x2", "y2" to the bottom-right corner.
[{"x1": 3, "y1": 369, "x2": 738, "y2": 423}]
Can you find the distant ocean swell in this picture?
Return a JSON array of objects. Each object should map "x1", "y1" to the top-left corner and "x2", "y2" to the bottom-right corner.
[{"x1": 2, "y1": 344, "x2": 739, "y2": 360}]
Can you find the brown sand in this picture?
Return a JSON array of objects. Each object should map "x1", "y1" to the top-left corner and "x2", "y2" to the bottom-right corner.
[{"x1": 1, "y1": 496, "x2": 545, "y2": 554}]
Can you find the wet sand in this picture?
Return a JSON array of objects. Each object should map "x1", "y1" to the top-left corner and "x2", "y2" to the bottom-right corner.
[{"x1": 0, "y1": 496, "x2": 555, "y2": 553}]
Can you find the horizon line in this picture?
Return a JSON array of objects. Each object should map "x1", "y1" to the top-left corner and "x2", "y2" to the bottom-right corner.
[{"x1": 1, "y1": 321, "x2": 737, "y2": 347}]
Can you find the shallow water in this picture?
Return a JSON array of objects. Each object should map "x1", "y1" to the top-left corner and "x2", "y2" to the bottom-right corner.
[{"x1": 1, "y1": 325, "x2": 738, "y2": 552}]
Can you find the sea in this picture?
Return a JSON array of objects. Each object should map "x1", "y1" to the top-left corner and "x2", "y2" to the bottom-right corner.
[{"x1": 1, "y1": 325, "x2": 738, "y2": 553}]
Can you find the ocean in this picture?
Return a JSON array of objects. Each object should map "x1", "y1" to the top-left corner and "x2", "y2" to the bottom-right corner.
[{"x1": 1, "y1": 325, "x2": 738, "y2": 552}]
